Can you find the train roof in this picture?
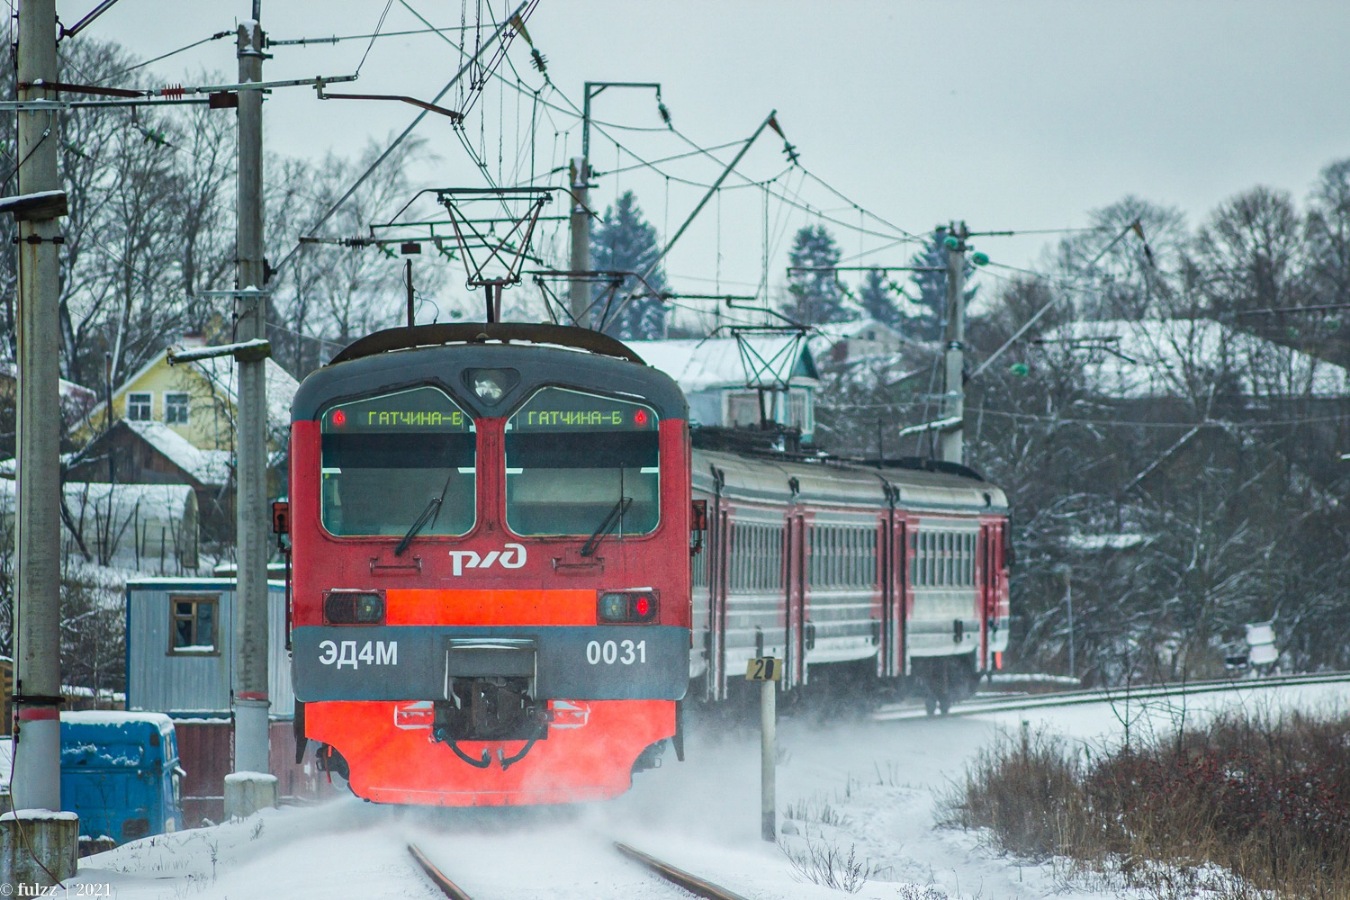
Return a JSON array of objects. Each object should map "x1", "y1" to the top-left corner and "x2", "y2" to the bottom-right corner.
[
  {"x1": 293, "y1": 323, "x2": 687, "y2": 422},
  {"x1": 693, "y1": 448, "x2": 1008, "y2": 515}
]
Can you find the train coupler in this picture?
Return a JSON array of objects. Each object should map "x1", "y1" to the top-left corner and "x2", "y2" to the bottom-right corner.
[{"x1": 431, "y1": 676, "x2": 548, "y2": 769}]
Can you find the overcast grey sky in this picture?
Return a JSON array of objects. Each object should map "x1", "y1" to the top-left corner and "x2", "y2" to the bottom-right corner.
[{"x1": 84, "y1": 0, "x2": 1350, "y2": 318}]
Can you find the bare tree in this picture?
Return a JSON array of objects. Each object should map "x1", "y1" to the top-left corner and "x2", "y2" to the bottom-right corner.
[{"x1": 1192, "y1": 186, "x2": 1308, "y2": 319}]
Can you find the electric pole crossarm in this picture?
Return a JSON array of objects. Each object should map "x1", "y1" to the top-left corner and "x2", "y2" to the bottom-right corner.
[
  {"x1": 167, "y1": 339, "x2": 271, "y2": 364},
  {"x1": 898, "y1": 416, "x2": 963, "y2": 438}
]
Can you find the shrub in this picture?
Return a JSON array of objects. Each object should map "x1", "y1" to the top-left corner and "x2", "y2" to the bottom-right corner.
[{"x1": 939, "y1": 709, "x2": 1350, "y2": 898}]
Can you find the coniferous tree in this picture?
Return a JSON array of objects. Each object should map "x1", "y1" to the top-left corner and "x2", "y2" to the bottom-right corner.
[
  {"x1": 904, "y1": 234, "x2": 951, "y2": 341},
  {"x1": 858, "y1": 268, "x2": 905, "y2": 330},
  {"x1": 590, "y1": 191, "x2": 669, "y2": 340},
  {"x1": 903, "y1": 230, "x2": 981, "y2": 341},
  {"x1": 783, "y1": 224, "x2": 852, "y2": 325}
]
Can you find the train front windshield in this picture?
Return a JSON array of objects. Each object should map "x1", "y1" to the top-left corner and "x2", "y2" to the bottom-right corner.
[
  {"x1": 505, "y1": 387, "x2": 660, "y2": 537},
  {"x1": 319, "y1": 386, "x2": 476, "y2": 536}
]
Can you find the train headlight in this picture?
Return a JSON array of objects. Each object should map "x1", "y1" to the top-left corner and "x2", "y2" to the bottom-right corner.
[
  {"x1": 324, "y1": 590, "x2": 385, "y2": 625},
  {"x1": 464, "y1": 368, "x2": 520, "y2": 405},
  {"x1": 597, "y1": 590, "x2": 658, "y2": 624}
]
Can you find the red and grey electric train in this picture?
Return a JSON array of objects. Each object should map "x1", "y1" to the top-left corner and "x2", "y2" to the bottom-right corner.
[{"x1": 285, "y1": 323, "x2": 1009, "y2": 807}]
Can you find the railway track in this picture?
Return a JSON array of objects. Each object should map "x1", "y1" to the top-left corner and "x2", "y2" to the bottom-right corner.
[
  {"x1": 408, "y1": 843, "x2": 474, "y2": 900},
  {"x1": 407, "y1": 840, "x2": 749, "y2": 900},
  {"x1": 876, "y1": 670, "x2": 1350, "y2": 721}
]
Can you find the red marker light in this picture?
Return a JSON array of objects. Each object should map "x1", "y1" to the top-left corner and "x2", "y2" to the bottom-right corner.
[
  {"x1": 597, "y1": 590, "x2": 659, "y2": 623},
  {"x1": 332, "y1": 410, "x2": 347, "y2": 427},
  {"x1": 633, "y1": 409, "x2": 648, "y2": 427}
]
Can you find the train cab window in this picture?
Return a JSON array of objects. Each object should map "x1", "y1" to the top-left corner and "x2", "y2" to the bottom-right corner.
[
  {"x1": 319, "y1": 386, "x2": 476, "y2": 537},
  {"x1": 505, "y1": 387, "x2": 659, "y2": 536}
]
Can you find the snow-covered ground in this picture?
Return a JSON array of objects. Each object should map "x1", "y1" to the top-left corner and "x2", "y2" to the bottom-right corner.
[{"x1": 59, "y1": 681, "x2": 1349, "y2": 898}]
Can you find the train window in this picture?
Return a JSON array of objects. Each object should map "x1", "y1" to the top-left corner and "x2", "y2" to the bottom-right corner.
[
  {"x1": 909, "y1": 532, "x2": 920, "y2": 587},
  {"x1": 926, "y1": 532, "x2": 935, "y2": 587},
  {"x1": 807, "y1": 525, "x2": 877, "y2": 588},
  {"x1": 730, "y1": 523, "x2": 783, "y2": 592},
  {"x1": 920, "y1": 532, "x2": 928, "y2": 587},
  {"x1": 965, "y1": 532, "x2": 975, "y2": 585},
  {"x1": 939, "y1": 531, "x2": 950, "y2": 588},
  {"x1": 319, "y1": 386, "x2": 476, "y2": 537},
  {"x1": 505, "y1": 387, "x2": 659, "y2": 537},
  {"x1": 943, "y1": 532, "x2": 952, "y2": 587}
]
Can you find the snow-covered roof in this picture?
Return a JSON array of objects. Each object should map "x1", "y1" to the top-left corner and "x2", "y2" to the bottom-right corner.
[
  {"x1": 123, "y1": 420, "x2": 232, "y2": 485},
  {"x1": 0, "y1": 359, "x2": 98, "y2": 410},
  {"x1": 0, "y1": 422, "x2": 232, "y2": 485},
  {"x1": 0, "y1": 478, "x2": 198, "y2": 517},
  {"x1": 1043, "y1": 318, "x2": 1350, "y2": 400},
  {"x1": 630, "y1": 336, "x2": 818, "y2": 393}
]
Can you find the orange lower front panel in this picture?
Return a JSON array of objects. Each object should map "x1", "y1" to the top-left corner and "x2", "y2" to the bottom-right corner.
[{"x1": 305, "y1": 698, "x2": 675, "y2": 806}]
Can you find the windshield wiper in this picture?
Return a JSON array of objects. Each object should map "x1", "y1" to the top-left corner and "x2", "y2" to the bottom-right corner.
[
  {"x1": 394, "y1": 472, "x2": 456, "y2": 556},
  {"x1": 580, "y1": 496, "x2": 631, "y2": 558}
]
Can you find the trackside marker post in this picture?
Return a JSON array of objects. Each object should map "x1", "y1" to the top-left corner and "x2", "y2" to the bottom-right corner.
[{"x1": 746, "y1": 656, "x2": 782, "y2": 841}]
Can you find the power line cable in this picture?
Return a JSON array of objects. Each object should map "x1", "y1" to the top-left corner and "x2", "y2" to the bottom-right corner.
[
  {"x1": 270, "y1": 23, "x2": 479, "y2": 47},
  {"x1": 103, "y1": 30, "x2": 234, "y2": 82},
  {"x1": 273, "y1": 0, "x2": 531, "y2": 277},
  {"x1": 354, "y1": 0, "x2": 396, "y2": 75}
]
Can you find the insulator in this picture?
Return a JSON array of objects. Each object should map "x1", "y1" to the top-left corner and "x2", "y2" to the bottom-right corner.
[{"x1": 160, "y1": 84, "x2": 186, "y2": 100}]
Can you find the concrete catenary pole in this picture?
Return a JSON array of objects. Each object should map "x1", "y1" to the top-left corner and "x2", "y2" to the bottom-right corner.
[
  {"x1": 568, "y1": 155, "x2": 591, "y2": 328},
  {"x1": 939, "y1": 222, "x2": 968, "y2": 465},
  {"x1": 12, "y1": 0, "x2": 64, "y2": 816},
  {"x1": 231, "y1": 11, "x2": 271, "y2": 781}
]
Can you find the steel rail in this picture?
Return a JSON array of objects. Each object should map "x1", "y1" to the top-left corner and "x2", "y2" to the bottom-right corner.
[
  {"x1": 408, "y1": 843, "x2": 474, "y2": 900},
  {"x1": 614, "y1": 842, "x2": 750, "y2": 900},
  {"x1": 874, "y1": 671, "x2": 1350, "y2": 722}
]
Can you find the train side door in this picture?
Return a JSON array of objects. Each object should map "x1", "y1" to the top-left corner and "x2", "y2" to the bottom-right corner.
[
  {"x1": 881, "y1": 513, "x2": 906, "y2": 678},
  {"x1": 785, "y1": 512, "x2": 808, "y2": 688},
  {"x1": 709, "y1": 505, "x2": 730, "y2": 699},
  {"x1": 978, "y1": 522, "x2": 1000, "y2": 672}
]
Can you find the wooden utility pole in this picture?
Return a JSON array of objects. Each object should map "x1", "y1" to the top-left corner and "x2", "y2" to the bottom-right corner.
[
  {"x1": 940, "y1": 222, "x2": 968, "y2": 465},
  {"x1": 230, "y1": 9, "x2": 272, "y2": 795}
]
